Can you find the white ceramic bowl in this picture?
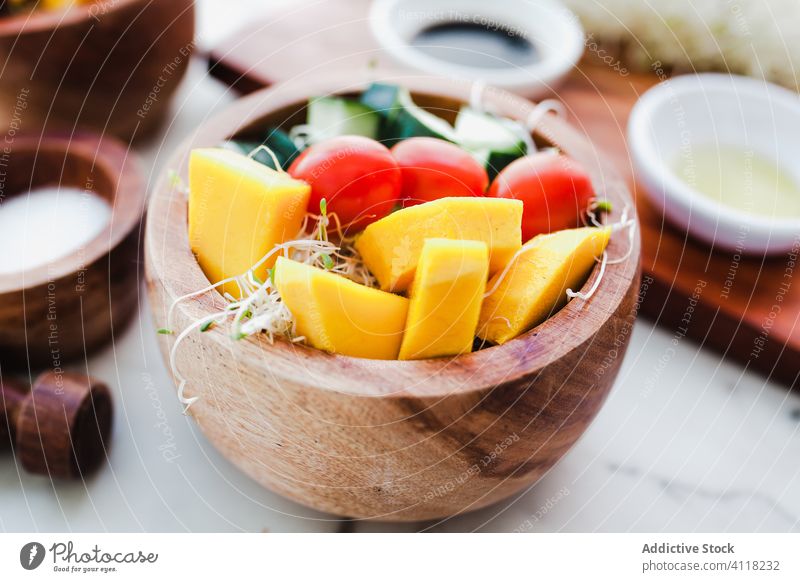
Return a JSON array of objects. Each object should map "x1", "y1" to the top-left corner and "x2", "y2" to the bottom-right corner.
[
  {"x1": 368, "y1": 0, "x2": 584, "y2": 97},
  {"x1": 629, "y1": 73, "x2": 800, "y2": 255}
]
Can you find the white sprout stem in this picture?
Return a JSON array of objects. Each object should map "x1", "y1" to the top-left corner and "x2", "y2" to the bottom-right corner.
[
  {"x1": 606, "y1": 203, "x2": 637, "y2": 265},
  {"x1": 168, "y1": 311, "x2": 222, "y2": 413},
  {"x1": 166, "y1": 207, "x2": 380, "y2": 412},
  {"x1": 288, "y1": 124, "x2": 315, "y2": 149},
  {"x1": 469, "y1": 79, "x2": 488, "y2": 111},
  {"x1": 526, "y1": 99, "x2": 567, "y2": 132},
  {"x1": 247, "y1": 144, "x2": 284, "y2": 172},
  {"x1": 565, "y1": 204, "x2": 637, "y2": 302},
  {"x1": 167, "y1": 276, "x2": 242, "y2": 330},
  {"x1": 566, "y1": 251, "x2": 609, "y2": 301},
  {"x1": 483, "y1": 241, "x2": 543, "y2": 298}
]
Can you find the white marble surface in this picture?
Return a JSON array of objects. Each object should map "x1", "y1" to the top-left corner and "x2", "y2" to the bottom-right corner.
[{"x1": 1, "y1": 0, "x2": 799, "y2": 533}]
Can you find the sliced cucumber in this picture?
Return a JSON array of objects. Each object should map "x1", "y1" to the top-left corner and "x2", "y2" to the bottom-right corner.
[
  {"x1": 222, "y1": 127, "x2": 301, "y2": 170},
  {"x1": 455, "y1": 107, "x2": 531, "y2": 179},
  {"x1": 388, "y1": 89, "x2": 457, "y2": 143},
  {"x1": 359, "y1": 83, "x2": 401, "y2": 117},
  {"x1": 306, "y1": 96, "x2": 380, "y2": 141},
  {"x1": 360, "y1": 83, "x2": 457, "y2": 145}
]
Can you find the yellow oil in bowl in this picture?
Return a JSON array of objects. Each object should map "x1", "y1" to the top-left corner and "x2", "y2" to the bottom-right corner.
[{"x1": 672, "y1": 144, "x2": 800, "y2": 219}]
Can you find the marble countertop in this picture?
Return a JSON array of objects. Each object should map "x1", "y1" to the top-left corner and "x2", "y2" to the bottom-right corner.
[{"x1": 1, "y1": 0, "x2": 798, "y2": 533}]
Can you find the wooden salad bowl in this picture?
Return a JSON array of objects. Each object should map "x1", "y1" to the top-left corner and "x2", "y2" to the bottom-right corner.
[
  {"x1": 0, "y1": 0, "x2": 194, "y2": 141},
  {"x1": 0, "y1": 133, "x2": 145, "y2": 370},
  {"x1": 145, "y1": 73, "x2": 642, "y2": 521}
]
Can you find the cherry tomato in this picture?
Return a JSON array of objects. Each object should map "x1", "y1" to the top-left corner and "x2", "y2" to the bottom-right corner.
[
  {"x1": 488, "y1": 153, "x2": 594, "y2": 241},
  {"x1": 288, "y1": 136, "x2": 401, "y2": 231},
  {"x1": 391, "y1": 137, "x2": 488, "y2": 206}
]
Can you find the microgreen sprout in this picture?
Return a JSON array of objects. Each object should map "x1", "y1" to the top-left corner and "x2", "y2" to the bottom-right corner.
[
  {"x1": 595, "y1": 200, "x2": 613, "y2": 213},
  {"x1": 165, "y1": 202, "x2": 378, "y2": 412},
  {"x1": 248, "y1": 144, "x2": 283, "y2": 172},
  {"x1": 168, "y1": 170, "x2": 183, "y2": 189}
]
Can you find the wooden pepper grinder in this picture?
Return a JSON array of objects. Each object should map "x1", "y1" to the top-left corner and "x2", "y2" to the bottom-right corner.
[{"x1": 0, "y1": 371, "x2": 113, "y2": 478}]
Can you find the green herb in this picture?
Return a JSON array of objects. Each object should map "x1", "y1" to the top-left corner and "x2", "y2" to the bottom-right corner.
[
  {"x1": 319, "y1": 198, "x2": 327, "y2": 216},
  {"x1": 157, "y1": 328, "x2": 173, "y2": 335},
  {"x1": 268, "y1": 267, "x2": 276, "y2": 287},
  {"x1": 200, "y1": 321, "x2": 214, "y2": 332},
  {"x1": 595, "y1": 200, "x2": 613, "y2": 213},
  {"x1": 168, "y1": 170, "x2": 182, "y2": 188},
  {"x1": 321, "y1": 254, "x2": 335, "y2": 270}
]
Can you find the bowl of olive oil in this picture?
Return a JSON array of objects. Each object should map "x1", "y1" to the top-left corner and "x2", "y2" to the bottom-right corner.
[{"x1": 629, "y1": 73, "x2": 800, "y2": 255}]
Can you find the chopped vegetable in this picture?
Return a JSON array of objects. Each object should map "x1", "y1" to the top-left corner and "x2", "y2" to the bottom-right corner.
[
  {"x1": 391, "y1": 137, "x2": 488, "y2": 206},
  {"x1": 305, "y1": 96, "x2": 381, "y2": 142},
  {"x1": 478, "y1": 226, "x2": 612, "y2": 345},
  {"x1": 354, "y1": 197, "x2": 522, "y2": 292},
  {"x1": 399, "y1": 239, "x2": 489, "y2": 360},
  {"x1": 222, "y1": 127, "x2": 301, "y2": 170},
  {"x1": 454, "y1": 107, "x2": 529, "y2": 179},
  {"x1": 288, "y1": 135, "x2": 401, "y2": 232},
  {"x1": 488, "y1": 152, "x2": 595, "y2": 241},
  {"x1": 173, "y1": 82, "x2": 628, "y2": 374},
  {"x1": 273, "y1": 256, "x2": 408, "y2": 359},
  {"x1": 188, "y1": 148, "x2": 310, "y2": 297},
  {"x1": 360, "y1": 84, "x2": 457, "y2": 144}
]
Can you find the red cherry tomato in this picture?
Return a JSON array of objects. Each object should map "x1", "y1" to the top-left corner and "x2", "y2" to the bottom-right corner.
[
  {"x1": 391, "y1": 137, "x2": 488, "y2": 206},
  {"x1": 288, "y1": 136, "x2": 401, "y2": 231},
  {"x1": 488, "y1": 153, "x2": 594, "y2": 241}
]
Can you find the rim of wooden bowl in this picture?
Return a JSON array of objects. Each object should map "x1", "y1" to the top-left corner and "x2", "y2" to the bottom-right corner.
[
  {"x1": 146, "y1": 71, "x2": 641, "y2": 399},
  {"x1": 0, "y1": 0, "x2": 142, "y2": 34},
  {"x1": 0, "y1": 134, "x2": 144, "y2": 294}
]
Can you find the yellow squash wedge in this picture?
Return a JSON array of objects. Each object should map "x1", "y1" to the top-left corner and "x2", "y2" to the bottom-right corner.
[
  {"x1": 399, "y1": 239, "x2": 489, "y2": 360},
  {"x1": 188, "y1": 148, "x2": 310, "y2": 297},
  {"x1": 478, "y1": 226, "x2": 612, "y2": 345},
  {"x1": 354, "y1": 197, "x2": 522, "y2": 293},
  {"x1": 274, "y1": 257, "x2": 409, "y2": 360}
]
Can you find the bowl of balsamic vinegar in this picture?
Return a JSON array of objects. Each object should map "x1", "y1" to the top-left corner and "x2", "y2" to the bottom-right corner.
[{"x1": 369, "y1": 0, "x2": 584, "y2": 97}]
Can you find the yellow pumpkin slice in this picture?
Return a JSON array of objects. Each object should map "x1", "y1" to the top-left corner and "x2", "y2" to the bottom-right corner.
[
  {"x1": 399, "y1": 239, "x2": 489, "y2": 360},
  {"x1": 188, "y1": 148, "x2": 310, "y2": 297},
  {"x1": 354, "y1": 197, "x2": 522, "y2": 293},
  {"x1": 274, "y1": 257, "x2": 409, "y2": 360},
  {"x1": 478, "y1": 227, "x2": 612, "y2": 345}
]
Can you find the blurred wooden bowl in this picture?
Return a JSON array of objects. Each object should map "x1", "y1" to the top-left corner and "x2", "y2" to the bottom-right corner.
[
  {"x1": 0, "y1": 0, "x2": 195, "y2": 141},
  {"x1": 145, "y1": 73, "x2": 641, "y2": 521},
  {"x1": 0, "y1": 133, "x2": 144, "y2": 370}
]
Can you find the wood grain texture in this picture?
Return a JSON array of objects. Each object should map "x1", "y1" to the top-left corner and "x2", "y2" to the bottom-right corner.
[
  {"x1": 145, "y1": 74, "x2": 641, "y2": 520},
  {"x1": 0, "y1": 0, "x2": 195, "y2": 141},
  {"x1": 0, "y1": 134, "x2": 145, "y2": 370},
  {"x1": 207, "y1": 0, "x2": 800, "y2": 388}
]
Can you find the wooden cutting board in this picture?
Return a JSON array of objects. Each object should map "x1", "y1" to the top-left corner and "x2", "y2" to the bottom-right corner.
[{"x1": 207, "y1": 0, "x2": 799, "y2": 388}]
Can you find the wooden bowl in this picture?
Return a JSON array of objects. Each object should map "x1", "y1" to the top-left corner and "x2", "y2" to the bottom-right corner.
[
  {"x1": 145, "y1": 74, "x2": 642, "y2": 521},
  {"x1": 0, "y1": 134, "x2": 145, "y2": 370},
  {"x1": 0, "y1": 0, "x2": 195, "y2": 141}
]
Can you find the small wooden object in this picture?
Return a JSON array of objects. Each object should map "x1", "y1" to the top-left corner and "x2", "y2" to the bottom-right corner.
[
  {"x1": 0, "y1": 372, "x2": 113, "y2": 478},
  {"x1": 208, "y1": 0, "x2": 800, "y2": 388},
  {"x1": 146, "y1": 74, "x2": 641, "y2": 521},
  {"x1": 0, "y1": 0, "x2": 195, "y2": 141},
  {"x1": 0, "y1": 134, "x2": 145, "y2": 370}
]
